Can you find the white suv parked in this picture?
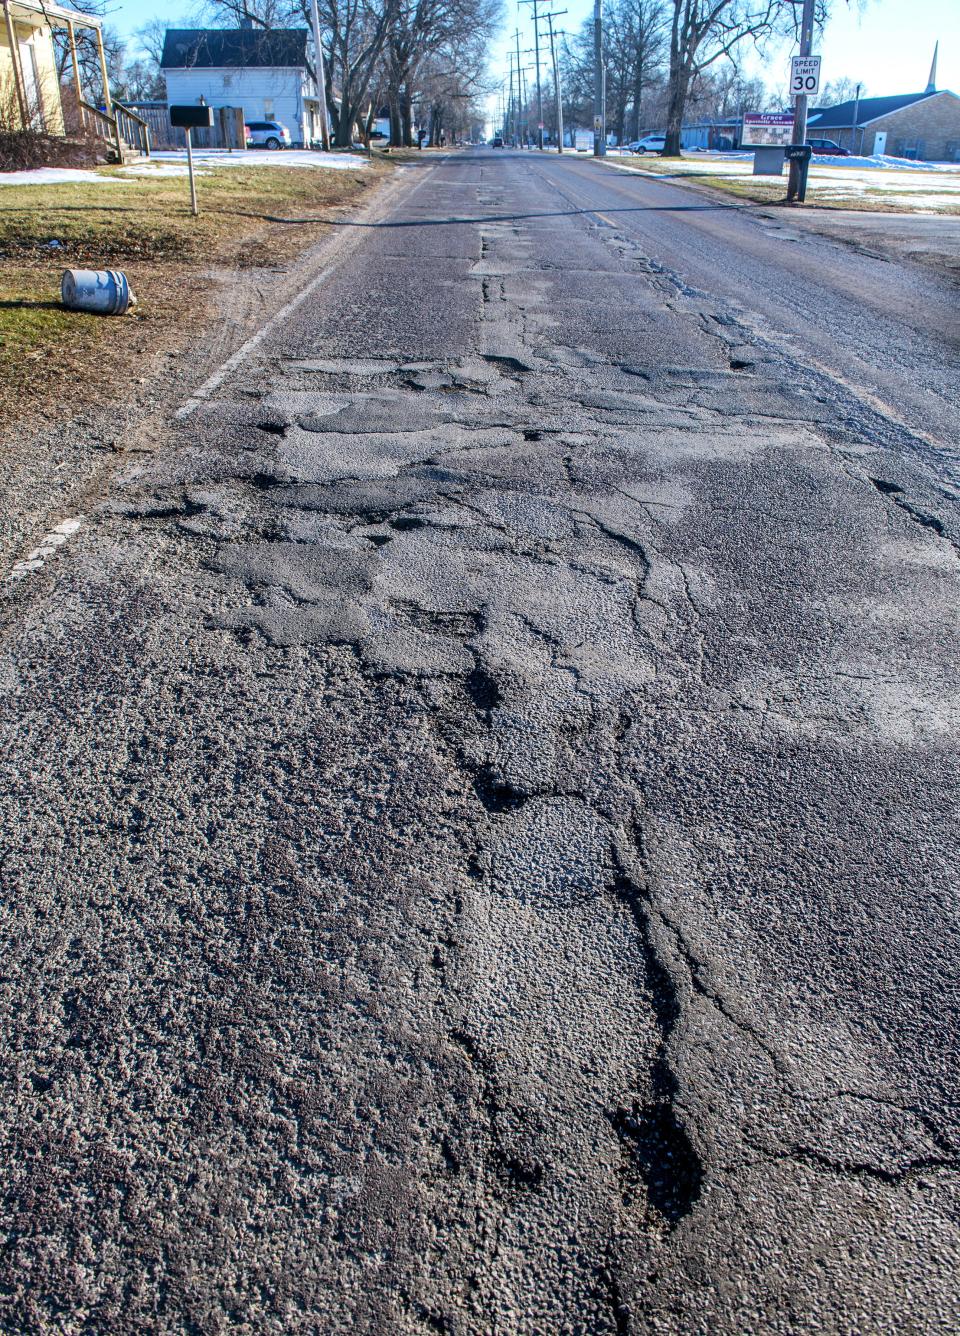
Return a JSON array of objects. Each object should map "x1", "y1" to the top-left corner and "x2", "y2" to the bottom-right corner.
[
  {"x1": 628, "y1": 134, "x2": 667, "y2": 154},
  {"x1": 244, "y1": 120, "x2": 291, "y2": 149}
]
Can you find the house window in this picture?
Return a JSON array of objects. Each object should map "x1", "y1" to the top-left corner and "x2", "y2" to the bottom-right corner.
[{"x1": 264, "y1": 99, "x2": 274, "y2": 120}]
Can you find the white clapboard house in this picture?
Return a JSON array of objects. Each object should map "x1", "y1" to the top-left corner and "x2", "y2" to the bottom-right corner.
[{"x1": 160, "y1": 22, "x2": 323, "y2": 148}]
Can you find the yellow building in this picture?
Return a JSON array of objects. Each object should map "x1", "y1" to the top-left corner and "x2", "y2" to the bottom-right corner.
[{"x1": 1, "y1": 0, "x2": 149, "y2": 157}]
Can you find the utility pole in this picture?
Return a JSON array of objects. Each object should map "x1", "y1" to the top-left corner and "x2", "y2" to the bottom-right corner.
[
  {"x1": 787, "y1": 0, "x2": 815, "y2": 199},
  {"x1": 514, "y1": 29, "x2": 525, "y2": 146},
  {"x1": 521, "y1": 0, "x2": 544, "y2": 150},
  {"x1": 852, "y1": 81, "x2": 861, "y2": 154},
  {"x1": 507, "y1": 51, "x2": 515, "y2": 145},
  {"x1": 593, "y1": 0, "x2": 605, "y2": 156},
  {"x1": 521, "y1": 65, "x2": 532, "y2": 146},
  {"x1": 542, "y1": 10, "x2": 567, "y2": 153}
]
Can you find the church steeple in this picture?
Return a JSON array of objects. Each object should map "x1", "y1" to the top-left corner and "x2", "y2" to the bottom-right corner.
[{"x1": 926, "y1": 40, "x2": 938, "y2": 93}]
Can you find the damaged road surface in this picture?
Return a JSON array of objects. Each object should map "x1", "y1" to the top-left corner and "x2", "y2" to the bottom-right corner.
[{"x1": 2, "y1": 148, "x2": 959, "y2": 1333}]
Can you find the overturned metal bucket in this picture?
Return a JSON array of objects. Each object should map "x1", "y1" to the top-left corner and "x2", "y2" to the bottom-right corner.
[{"x1": 61, "y1": 269, "x2": 136, "y2": 316}]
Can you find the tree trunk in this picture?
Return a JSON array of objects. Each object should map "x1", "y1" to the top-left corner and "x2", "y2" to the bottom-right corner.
[
  {"x1": 429, "y1": 103, "x2": 443, "y2": 147},
  {"x1": 388, "y1": 89, "x2": 402, "y2": 147},
  {"x1": 664, "y1": 0, "x2": 685, "y2": 157},
  {"x1": 334, "y1": 105, "x2": 353, "y2": 147},
  {"x1": 664, "y1": 55, "x2": 690, "y2": 156},
  {"x1": 630, "y1": 67, "x2": 642, "y2": 141},
  {"x1": 401, "y1": 92, "x2": 413, "y2": 148}
]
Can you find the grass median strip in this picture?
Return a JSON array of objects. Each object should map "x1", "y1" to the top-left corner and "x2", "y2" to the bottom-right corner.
[{"x1": 603, "y1": 154, "x2": 960, "y2": 214}]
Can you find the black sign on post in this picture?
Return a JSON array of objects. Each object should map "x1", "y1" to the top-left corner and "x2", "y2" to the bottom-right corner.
[
  {"x1": 169, "y1": 106, "x2": 213, "y2": 217},
  {"x1": 784, "y1": 143, "x2": 813, "y2": 202},
  {"x1": 169, "y1": 104, "x2": 215, "y2": 129}
]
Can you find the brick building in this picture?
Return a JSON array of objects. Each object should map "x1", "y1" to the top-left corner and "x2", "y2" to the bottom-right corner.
[{"x1": 807, "y1": 89, "x2": 960, "y2": 161}]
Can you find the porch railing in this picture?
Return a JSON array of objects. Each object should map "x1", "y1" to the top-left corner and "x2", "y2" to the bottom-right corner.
[
  {"x1": 114, "y1": 102, "x2": 151, "y2": 158},
  {"x1": 79, "y1": 100, "x2": 151, "y2": 161}
]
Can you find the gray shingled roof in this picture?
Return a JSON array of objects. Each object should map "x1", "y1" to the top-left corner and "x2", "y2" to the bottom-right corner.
[
  {"x1": 807, "y1": 90, "x2": 947, "y2": 128},
  {"x1": 161, "y1": 28, "x2": 309, "y2": 71}
]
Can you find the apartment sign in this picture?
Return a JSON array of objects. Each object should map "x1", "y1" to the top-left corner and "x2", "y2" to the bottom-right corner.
[{"x1": 742, "y1": 112, "x2": 795, "y2": 147}]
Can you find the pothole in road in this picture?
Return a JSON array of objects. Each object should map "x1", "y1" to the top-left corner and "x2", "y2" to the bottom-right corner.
[
  {"x1": 608, "y1": 1100, "x2": 703, "y2": 1228},
  {"x1": 472, "y1": 764, "x2": 529, "y2": 813}
]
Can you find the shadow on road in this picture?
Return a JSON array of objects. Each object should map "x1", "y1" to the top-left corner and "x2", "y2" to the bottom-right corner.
[{"x1": 224, "y1": 202, "x2": 746, "y2": 227}]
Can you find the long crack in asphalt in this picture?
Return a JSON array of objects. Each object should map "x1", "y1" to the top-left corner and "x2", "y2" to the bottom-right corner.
[{"x1": 1, "y1": 153, "x2": 959, "y2": 1334}]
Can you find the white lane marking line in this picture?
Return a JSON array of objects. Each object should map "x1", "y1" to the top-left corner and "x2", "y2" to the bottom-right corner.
[
  {"x1": 6, "y1": 516, "x2": 85, "y2": 584},
  {"x1": 174, "y1": 264, "x2": 335, "y2": 419},
  {"x1": 175, "y1": 162, "x2": 436, "y2": 422}
]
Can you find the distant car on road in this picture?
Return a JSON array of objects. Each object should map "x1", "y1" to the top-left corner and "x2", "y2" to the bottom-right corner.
[
  {"x1": 491, "y1": 136, "x2": 504, "y2": 148},
  {"x1": 245, "y1": 120, "x2": 291, "y2": 149},
  {"x1": 627, "y1": 134, "x2": 667, "y2": 155},
  {"x1": 807, "y1": 137, "x2": 850, "y2": 156}
]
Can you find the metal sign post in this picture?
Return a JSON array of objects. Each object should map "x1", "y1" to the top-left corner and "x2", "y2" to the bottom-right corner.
[
  {"x1": 170, "y1": 104, "x2": 214, "y2": 217},
  {"x1": 185, "y1": 127, "x2": 198, "y2": 216}
]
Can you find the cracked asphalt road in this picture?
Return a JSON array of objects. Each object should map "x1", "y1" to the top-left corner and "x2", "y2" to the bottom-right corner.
[{"x1": 2, "y1": 148, "x2": 959, "y2": 1334}]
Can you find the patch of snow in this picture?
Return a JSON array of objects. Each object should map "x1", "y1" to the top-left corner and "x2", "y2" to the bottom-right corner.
[
  {"x1": 0, "y1": 167, "x2": 132, "y2": 188},
  {"x1": 0, "y1": 151, "x2": 370, "y2": 187},
  {"x1": 118, "y1": 162, "x2": 196, "y2": 177},
  {"x1": 142, "y1": 149, "x2": 369, "y2": 173},
  {"x1": 604, "y1": 152, "x2": 960, "y2": 205}
]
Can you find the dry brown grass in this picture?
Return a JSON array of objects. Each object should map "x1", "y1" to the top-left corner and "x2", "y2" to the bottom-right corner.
[{"x1": 0, "y1": 156, "x2": 387, "y2": 425}]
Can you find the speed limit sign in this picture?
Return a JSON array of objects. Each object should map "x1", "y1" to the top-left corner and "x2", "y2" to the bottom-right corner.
[{"x1": 790, "y1": 55, "x2": 821, "y2": 98}]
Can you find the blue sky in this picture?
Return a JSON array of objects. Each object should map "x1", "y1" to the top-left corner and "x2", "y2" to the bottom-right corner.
[
  {"x1": 113, "y1": 0, "x2": 956, "y2": 102},
  {"x1": 484, "y1": 0, "x2": 957, "y2": 107}
]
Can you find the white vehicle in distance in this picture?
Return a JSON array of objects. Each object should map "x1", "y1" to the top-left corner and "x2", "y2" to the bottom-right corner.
[
  {"x1": 628, "y1": 134, "x2": 667, "y2": 154},
  {"x1": 244, "y1": 120, "x2": 291, "y2": 149}
]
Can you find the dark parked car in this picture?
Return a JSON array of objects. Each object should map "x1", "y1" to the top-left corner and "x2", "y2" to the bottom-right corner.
[
  {"x1": 807, "y1": 138, "x2": 850, "y2": 156},
  {"x1": 491, "y1": 136, "x2": 504, "y2": 147}
]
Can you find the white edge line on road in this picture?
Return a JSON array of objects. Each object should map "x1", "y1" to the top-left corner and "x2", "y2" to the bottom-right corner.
[
  {"x1": 174, "y1": 163, "x2": 431, "y2": 421},
  {"x1": 173, "y1": 262, "x2": 336, "y2": 419},
  {"x1": 5, "y1": 516, "x2": 85, "y2": 586}
]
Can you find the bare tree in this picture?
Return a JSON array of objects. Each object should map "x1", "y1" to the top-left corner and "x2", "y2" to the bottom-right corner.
[
  {"x1": 820, "y1": 75, "x2": 863, "y2": 105},
  {"x1": 663, "y1": 0, "x2": 812, "y2": 155},
  {"x1": 385, "y1": 0, "x2": 501, "y2": 146},
  {"x1": 133, "y1": 13, "x2": 202, "y2": 95},
  {"x1": 119, "y1": 59, "x2": 166, "y2": 101},
  {"x1": 135, "y1": 18, "x2": 169, "y2": 69},
  {"x1": 413, "y1": 22, "x2": 494, "y2": 145},
  {"x1": 316, "y1": 0, "x2": 395, "y2": 146},
  {"x1": 688, "y1": 65, "x2": 766, "y2": 120},
  {"x1": 601, "y1": 0, "x2": 668, "y2": 143},
  {"x1": 558, "y1": 26, "x2": 593, "y2": 133},
  {"x1": 206, "y1": 0, "x2": 297, "y2": 27},
  {"x1": 560, "y1": 0, "x2": 666, "y2": 145}
]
